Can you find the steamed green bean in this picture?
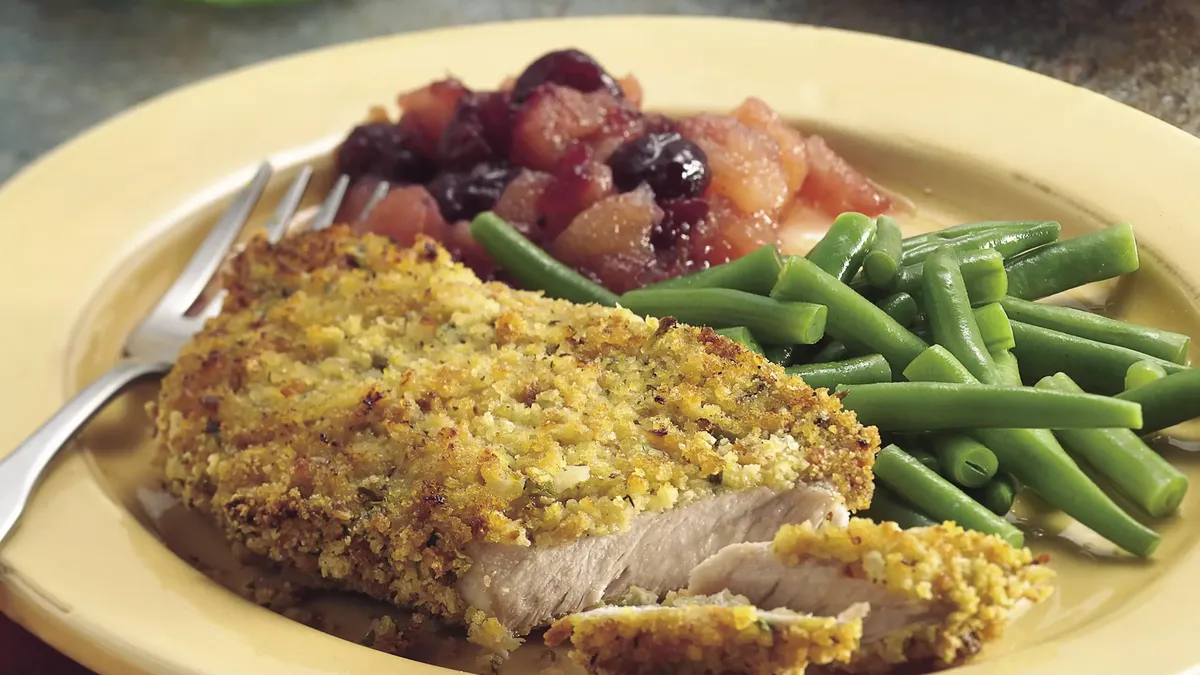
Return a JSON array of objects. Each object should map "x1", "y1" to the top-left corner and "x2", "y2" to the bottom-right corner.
[
  {"x1": 771, "y1": 255, "x2": 927, "y2": 370},
  {"x1": 865, "y1": 215, "x2": 903, "y2": 287},
  {"x1": 806, "y1": 212, "x2": 877, "y2": 283},
  {"x1": 1116, "y1": 368, "x2": 1200, "y2": 434},
  {"x1": 714, "y1": 327, "x2": 764, "y2": 355},
  {"x1": 786, "y1": 354, "x2": 892, "y2": 389},
  {"x1": 901, "y1": 220, "x2": 1060, "y2": 265},
  {"x1": 1038, "y1": 373, "x2": 1188, "y2": 518},
  {"x1": 620, "y1": 288, "x2": 827, "y2": 345},
  {"x1": 874, "y1": 445, "x2": 1024, "y2": 545},
  {"x1": 1000, "y1": 296, "x2": 1189, "y2": 364},
  {"x1": 836, "y1": 381, "x2": 1143, "y2": 431},
  {"x1": 639, "y1": 243, "x2": 783, "y2": 295},
  {"x1": 471, "y1": 212, "x2": 619, "y2": 306},
  {"x1": 904, "y1": 345, "x2": 1160, "y2": 557},
  {"x1": 1004, "y1": 223, "x2": 1139, "y2": 300},
  {"x1": 1010, "y1": 321, "x2": 1185, "y2": 395}
]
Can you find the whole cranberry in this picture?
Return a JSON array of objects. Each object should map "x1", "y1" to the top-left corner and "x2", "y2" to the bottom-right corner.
[
  {"x1": 427, "y1": 164, "x2": 519, "y2": 223},
  {"x1": 336, "y1": 123, "x2": 436, "y2": 184},
  {"x1": 439, "y1": 91, "x2": 514, "y2": 170},
  {"x1": 511, "y1": 49, "x2": 624, "y2": 104},
  {"x1": 607, "y1": 132, "x2": 711, "y2": 201}
]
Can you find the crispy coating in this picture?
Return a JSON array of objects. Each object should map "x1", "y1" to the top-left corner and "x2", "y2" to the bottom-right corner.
[
  {"x1": 773, "y1": 518, "x2": 1055, "y2": 672},
  {"x1": 153, "y1": 227, "x2": 877, "y2": 636},
  {"x1": 545, "y1": 591, "x2": 867, "y2": 675}
]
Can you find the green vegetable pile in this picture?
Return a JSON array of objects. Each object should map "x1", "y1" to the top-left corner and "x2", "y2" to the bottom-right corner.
[{"x1": 469, "y1": 211, "x2": 1195, "y2": 557}]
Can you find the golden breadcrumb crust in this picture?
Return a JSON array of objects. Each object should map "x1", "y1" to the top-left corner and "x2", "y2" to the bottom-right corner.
[
  {"x1": 153, "y1": 227, "x2": 877, "y2": 635},
  {"x1": 545, "y1": 592, "x2": 865, "y2": 675},
  {"x1": 773, "y1": 518, "x2": 1055, "y2": 672}
]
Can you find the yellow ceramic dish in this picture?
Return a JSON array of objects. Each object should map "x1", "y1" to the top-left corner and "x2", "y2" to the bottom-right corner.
[{"x1": 2, "y1": 16, "x2": 1200, "y2": 675}]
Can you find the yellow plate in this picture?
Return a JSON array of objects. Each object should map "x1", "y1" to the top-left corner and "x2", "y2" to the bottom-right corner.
[{"x1": 2, "y1": 16, "x2": 1200, "y2": 675}]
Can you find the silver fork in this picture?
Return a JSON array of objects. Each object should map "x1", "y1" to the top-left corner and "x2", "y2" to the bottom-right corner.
[{"x1": 0, "y1": 162, "x2": 354, "y2": 547}]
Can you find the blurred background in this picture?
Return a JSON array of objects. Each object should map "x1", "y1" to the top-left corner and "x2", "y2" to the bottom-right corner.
[{"x1": 2, "y1": 0, "x2": 1198, "y2": 183}]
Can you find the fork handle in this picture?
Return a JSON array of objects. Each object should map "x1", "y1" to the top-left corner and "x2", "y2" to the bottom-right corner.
[{"x1": 0, "y1": 359, "x2": 170, "y2": 547}]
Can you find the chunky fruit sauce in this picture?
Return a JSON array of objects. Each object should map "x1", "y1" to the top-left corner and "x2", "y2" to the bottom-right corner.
[{"x1": 334, "y1": 49, "x2": 894, "y2": 293}]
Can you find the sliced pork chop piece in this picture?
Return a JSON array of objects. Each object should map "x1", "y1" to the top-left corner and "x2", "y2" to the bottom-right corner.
[
  {"x1": 459, "y1": 483, "x2": 848, "y2": 634},
  {"x1": 545, "y1": 590, "x2": 868, "y2": 675},
  {"x1": 688, "y1": 518, "x2": 1055, "y2": 673}
]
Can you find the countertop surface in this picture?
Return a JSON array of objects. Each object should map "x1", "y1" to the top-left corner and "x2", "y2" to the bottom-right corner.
[{"x1": 2, "y1": 0, "x2": 1200, "y2": 184}]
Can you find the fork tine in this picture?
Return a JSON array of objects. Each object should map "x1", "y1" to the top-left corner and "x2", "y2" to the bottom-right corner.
[
  {"x1": 154, "y1": 162, "x2": 273, "y2": 316},
  {"x1": 266, "y1": 166, "x2": 314, "y2": 244},
  {"x1": 359, "y1": 181, "x2": 391, "y2": 221},
  {"x1": 310, "y1": 174, "x2": 350, "y2": 232}
]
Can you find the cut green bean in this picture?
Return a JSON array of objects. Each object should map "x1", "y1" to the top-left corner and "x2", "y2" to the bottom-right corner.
[
  {"x1": 471, "y1": 212, "x2": 619, "y2": 306},
  {"x1": 786, "y1": 354, "x2": 892, "y2": 389},
  {"x1": 806, "y1": 212, "x2": 877, "y2": 283},
  {"x1": 640, "y1": 244, "x2": 784, "y2": 295},
  {"x1": 923, "y1": 247, "x2": 1004, "y2": 384},
  {"x1": 905, "y1": 351, "x2": 1160, "y2": 558},
  {"x1": 901, "y1": 220, "x2": 1061, "y2": 266},
  {"x1": 969, "y1": 472, "x2": 1020, "y2": 516},
  {"x1": 1005, "y1": 223, "x2": 1139, "y2": 300},
  {"x1": 1126, "y1": 360, "x2": 1169, "y2": 392},
  {"x1": 1116, "y1": 368, "x2": 1200, "y2": 434},
  {"x1": 836, "y1": 382, "x2": 1142, "y2": 430},
  {"x1": 904, "y1": 445, "x2": 942, "y2": 473},
  {"x1": 865, "y1": 215, "x2": 903, "y2": 287},
  {"x1": 902, "y1": 344, "x2": 977, "y2": 383},
  {"x1": 874, "y1": 445, "x2": 1024, "y2": 546},
  {"x1": 1010, "y1": 321, "x2": 1185, "y2": 395},
  {"x1": 930, "y1": 434, "x2": 999, "y2": 488},
  {"x1": 999, "y1": 296, "x2": 1189, "y2": 365},
  {"x1": 813, "y1": 292, "x2": 919, "y2": 363},
  {"x1": 810, "y1": 341, "x2": 850, "y2": 363},
  {"x1": 1038, "y1": 373, "x2": 1188, "y2": 518},
  {"x1": 901, "y1": 220, "x2": 1058, "y2": 253},
  {"x1": 878, "y1": 292, "x2": 920, "y2": 328},
  {"x1": 714, "y1": 327, "x2": 764, "y2": 355},
  {"x1": 894, "y1": 248, "x2": 1008, "y2": 305},
  {"x1": 991, "y1": 348, "x2": 1023, "y2": 386},
  {"x1": 619, "y1": 288, "x2": 826, "y2": 345},
  {"x1": 973, "y1": 304, "x2": 1016, "y2": 353},
  {"x1": 771, "y1": 256, "x2": 927, "y2": 371},
  {"x1": 862, "y1": 485, "x2": 938, "y2": 529}
]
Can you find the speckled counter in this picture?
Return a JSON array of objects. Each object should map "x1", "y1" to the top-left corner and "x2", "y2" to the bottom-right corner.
[{"x1": 1, "y1": 0, "x2": 1199, "y2": 183}]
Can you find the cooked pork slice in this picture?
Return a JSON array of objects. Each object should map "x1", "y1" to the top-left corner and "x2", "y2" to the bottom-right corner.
[
  {"x1": 460, "y1": 483, "x2": 848, "y2": 634},
  {"x1": 688, "y1": 519, "x2": 1054, "y2": 672},
  {"x1": 545, "y1": 590, "x2": 868, "y2": 675},
  {"x1": 153, "y1": 227, "x2": 878, "y2": 650}
]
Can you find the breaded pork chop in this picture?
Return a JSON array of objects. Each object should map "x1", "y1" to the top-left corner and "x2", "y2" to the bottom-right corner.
[
  {"x1": 688, "y1": 519, "x2": 1055, "y2": 672},
  {"x1": 153, "y1": 227, "x2": 878, "y2": 648}
]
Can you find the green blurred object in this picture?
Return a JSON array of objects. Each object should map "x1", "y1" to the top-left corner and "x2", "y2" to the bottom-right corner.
[{"x1": 180, "y1": 0, "x2": 315, "y2": 6}]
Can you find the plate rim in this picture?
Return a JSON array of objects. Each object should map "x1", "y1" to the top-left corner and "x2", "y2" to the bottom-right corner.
[{"x1": 2, "y1": 14, "x2": 1200, "y2": 675}]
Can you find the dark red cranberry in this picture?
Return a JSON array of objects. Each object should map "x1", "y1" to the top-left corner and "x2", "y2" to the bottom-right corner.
[
  {"x1": 427, "y1": 164, "x2": 519, "y2": 223},
  {"x1": 439, "y1": 91, "x2": 514, "y2": 170},
  {"x1": 336, "y1": 123, "x2": 437, "y2": 184},
  {"x1": 652, "y1": 198, "x2": 709, "y2": 250},
  {"x1": 511, "y1": 49, "x2": 624, "y2": 105},
  {"x1": 607, "y1": 132, "x2": 711, "y2": 201}
]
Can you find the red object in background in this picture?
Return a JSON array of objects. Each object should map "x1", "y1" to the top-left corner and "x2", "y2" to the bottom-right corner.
[{"x1": 0, "y1": 612, "x2": 92, "y2": 674}]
